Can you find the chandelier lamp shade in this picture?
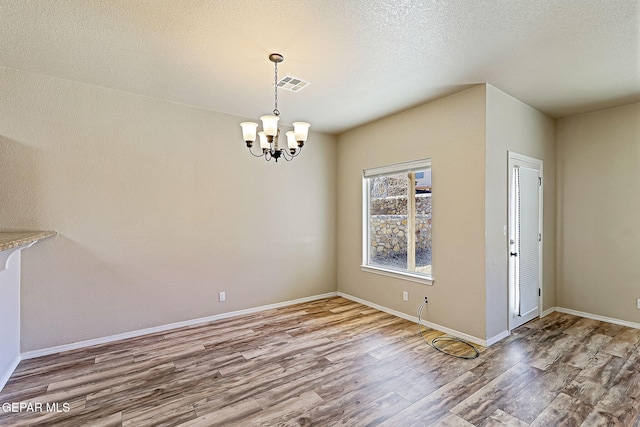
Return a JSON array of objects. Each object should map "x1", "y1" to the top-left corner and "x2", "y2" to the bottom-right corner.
[{"x1": 240, "y1": 53, "x2": 310, "y2": 162}]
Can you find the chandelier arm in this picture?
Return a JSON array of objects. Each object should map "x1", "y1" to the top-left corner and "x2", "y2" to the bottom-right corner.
[
  {"x1": 247, "y1": 146, "x2": 266, "y2": 158},
  {"x1": 280, "y1": 145, "x2": 303, "y2": 161},
  {"x1": 286, "y1": 146, "x2": 302, "y2": 159}
]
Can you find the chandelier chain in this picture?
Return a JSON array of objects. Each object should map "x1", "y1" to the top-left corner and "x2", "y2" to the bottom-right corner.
[{"x1": 273, "y1": 61, "x2": 279, "y2": 116}]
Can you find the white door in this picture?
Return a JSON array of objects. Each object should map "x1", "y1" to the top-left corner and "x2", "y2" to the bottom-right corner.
[{"x1": 508, "y1": 152, "x2": 543, "y2": 331}]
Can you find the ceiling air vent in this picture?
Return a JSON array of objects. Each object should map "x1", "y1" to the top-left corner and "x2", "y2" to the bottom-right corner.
[{"x1": 276, "y1": 75, "x2": 311, "y2": 92}]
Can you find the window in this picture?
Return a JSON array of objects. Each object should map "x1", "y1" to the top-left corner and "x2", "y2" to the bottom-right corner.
[{"x1": 362, "y1": 159, "x2": 433, "y2": 285}]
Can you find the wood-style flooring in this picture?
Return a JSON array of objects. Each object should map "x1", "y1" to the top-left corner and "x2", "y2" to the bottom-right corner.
[{"x1": 1, "y1": 297, "x2": 639, "y2": 426}]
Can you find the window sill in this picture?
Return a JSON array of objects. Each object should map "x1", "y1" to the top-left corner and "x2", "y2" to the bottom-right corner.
[{"x1": 360, "y1": 265, "x2": 434, "y2": 286}]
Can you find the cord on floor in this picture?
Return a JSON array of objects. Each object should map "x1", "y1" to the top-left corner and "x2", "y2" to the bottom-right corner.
[{"x1": 417, "y1": 301, "x2": 480, "y2": 359}]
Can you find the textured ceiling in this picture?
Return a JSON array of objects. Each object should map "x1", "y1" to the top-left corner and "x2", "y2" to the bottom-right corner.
[{"x1": 1, "y1": 0, "x2": 638, "y2": 134}]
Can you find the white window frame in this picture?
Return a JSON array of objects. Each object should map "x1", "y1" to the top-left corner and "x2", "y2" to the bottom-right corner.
[{"x1": 361, "y1": 158, "x2": 433, "y2": 286}]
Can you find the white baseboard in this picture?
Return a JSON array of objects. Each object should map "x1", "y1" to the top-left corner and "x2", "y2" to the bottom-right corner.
[
  {"x1": 555, "y1": 307, "x2": 640, "y2": 330},
  {"x1": 486, "y1": 330, "x2": 510, "y2": 346},
  {"x1": 21, "y1": 292, "x2": 338, "y2": 360},
  {"x1": 0, "y1": 354, "x2": 21, "y2": 392},
  {"x1": 481, "y1": 307, "x2": 639, "y2": 345},
  {"x1": 337, "y1": 292, "x2": 488, "y2": 347},
  {"x1": 30, "y1": 295, "x2": 638, "y2": 368}
]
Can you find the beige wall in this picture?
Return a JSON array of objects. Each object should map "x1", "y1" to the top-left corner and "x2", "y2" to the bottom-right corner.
[
  {"x1": 3, "y1": 61, "x2": 635, "y2": 354},
  {"x1": 0, "y1": 66, "x2": 337, "y2": 352},
  {"x1": 485, "y1": 85, "x2": 556, "y2": 339},
  {"x1": 556, "y1": 102, "x2": 640, "y2": 323},
  {"x1": 336, "y1": 85, "x2": 487, "y2": 340}
]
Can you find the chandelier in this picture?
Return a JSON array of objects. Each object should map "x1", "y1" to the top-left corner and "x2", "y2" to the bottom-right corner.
[{"x1": 240, "y1": 53, "x2": 310, "y2": 162}]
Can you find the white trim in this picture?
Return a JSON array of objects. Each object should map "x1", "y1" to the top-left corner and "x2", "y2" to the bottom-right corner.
[
  {"x1": 555, "y1": 307, "x2": 640, "y2": 330},
  {"x1": 362, "y1": 172, "x2": 369, "y2": 267},
  {"x1": 507, "y1": 151, "x2": 543, "y2": 331},
  {"x1": 507, "y1": 151, "x2": 543, "y2": 166},
  {"x1": 486, "y1": 330, "x2": 510, "y2": 346},
  {"x1": 360, "y1": 265, "x2": 433, "y2": 286},
  {"x1": 15, "y1": 301, "x2": 640, "y2": 375},
  {"x1": 363, "y1": 158, "x2": 431, "y2": 178},
  {"x1": 337, "y1": 292, "x2": 417, "y2": 323},
  {"x1": 21, "y1": 292, "x2": 338, "y2": 360},
  {"x1": 0, "y1": 354, "x2": 21, "y2": 392},
  {"x1": 541, "y1": 307, "x2": 555, "y2": 318},
  {"x1": 337, "y1": 292, "x2": 487, "y2": 347}
]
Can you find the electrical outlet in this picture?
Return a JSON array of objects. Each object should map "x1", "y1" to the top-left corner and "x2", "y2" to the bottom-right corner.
[
  {"x1": 219, "y1": 291, "x2": 226, "y2": 302},
  {"x1": 424, "y1": 296, "x2": 428, "y2": 303},
  {"x1": 637, "y1": 298, "x2": 640, "y2": 309},
  {"x1": 402, "y1": 291, "x2": 409, "y2": 301}
]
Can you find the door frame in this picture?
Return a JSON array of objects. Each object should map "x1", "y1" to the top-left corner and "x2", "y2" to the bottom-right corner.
[{"x1": 507, "y1": 151, "x2": 543, "y2": 331}]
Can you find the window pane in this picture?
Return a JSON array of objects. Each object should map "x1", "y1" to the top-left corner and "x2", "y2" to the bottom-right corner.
[{"x1": 369, "y1": 173, "x2": 409, "y2": 270}]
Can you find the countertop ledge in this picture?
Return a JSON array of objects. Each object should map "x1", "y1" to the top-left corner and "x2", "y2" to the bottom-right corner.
[{"x1": 0, "y1": 231, "x2": 57, "y2": 252}]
